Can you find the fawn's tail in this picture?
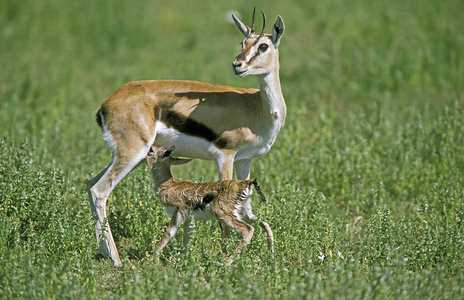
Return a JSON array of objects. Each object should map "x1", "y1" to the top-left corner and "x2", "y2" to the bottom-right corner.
[{"x1": 252, "y1": 179, "x2": 267, "y2": 203}]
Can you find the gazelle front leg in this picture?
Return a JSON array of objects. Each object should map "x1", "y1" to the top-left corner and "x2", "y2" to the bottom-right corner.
[
  {"x1": 235, "y1": 159, "x2": 253, "y2": 180},
  {"x1": 217, "y1": 151, "x2": 235, "y2": 251},
  {"x1": 219, "y1": 159, "x2": 253, "y2": 252},
  {"x1": 217, "y1": 151, "x2": 235, "y2": 180}
]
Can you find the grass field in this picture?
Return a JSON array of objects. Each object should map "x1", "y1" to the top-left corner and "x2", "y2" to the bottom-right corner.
[{"x1": 1, "y1": 0, "x2": 464, "y2": 298}]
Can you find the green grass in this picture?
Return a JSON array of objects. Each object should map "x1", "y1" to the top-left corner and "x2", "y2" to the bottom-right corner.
[{"x1": 1, "y1": 0, "x2": 464, "y2": 298}]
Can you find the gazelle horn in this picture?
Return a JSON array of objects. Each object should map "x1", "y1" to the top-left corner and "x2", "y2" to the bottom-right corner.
[
  {"x1": 260, "y1": 10, "x2": 266, "y2": 35},
  {"x1": 251, "y1": 7, "x2": 256, "y2": 33}
]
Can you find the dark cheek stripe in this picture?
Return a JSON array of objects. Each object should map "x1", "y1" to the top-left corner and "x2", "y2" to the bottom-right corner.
[
  {"x1": 239, "y1": 42, "x2": 256, "y2": 64},
  {"x1": 242, "y1": 36, "x2": 268, "y2": 64},
  {"x1": 248, "y1": 52, "x2": 260, "y2": 64}
]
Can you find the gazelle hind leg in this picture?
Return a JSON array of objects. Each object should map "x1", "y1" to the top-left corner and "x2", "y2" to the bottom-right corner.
[
  {"x1": 88, "y1": 141, "x2": 152, "y2": 266},
  {"x1": 88, "y1": 159, "x2": 126, "y2": 266},
  {"x1": 87, "y1": 164, "x2": 111, "y2": 216}
]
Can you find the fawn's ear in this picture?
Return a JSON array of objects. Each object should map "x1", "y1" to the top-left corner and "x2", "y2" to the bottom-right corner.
[
  {"x1": 170, "y1": 158, "x2": 193, "y2": 166},
  {"x1": 162, "y1": 145, "x2": 176, "y2": 158},
  {"x1": 146, "y1": 146, "x2": 157, "y2": 158}
]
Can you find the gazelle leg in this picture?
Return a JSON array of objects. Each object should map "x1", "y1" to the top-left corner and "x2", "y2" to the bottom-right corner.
[
  {"x1": 87, "y1": 164, "x2": 116, "y2": 261},
  {"x1": 226, "y1": 159, "x2": 252, "y2": 253},
  {"x1": 87, "y1": 164, "x2": 111, "y2": 216},
  {"x1": 235, "y1": 159, "x2": 253, "y2": 180},
  {"x1": 217, "y1": 151, "x2": 234, "y2": 180},
  {"x1": 217, "y1": 151, "x2": 235, "y2": 252},
  {"x1": 156, "y1": 208, "x2": 185, "y2": 255},
  {"x1": 88, "y1": 160, "x2": 125, "y2": 266},
  {"x1": 87, "y1": 142, "x2": 151, "y2": 266}
]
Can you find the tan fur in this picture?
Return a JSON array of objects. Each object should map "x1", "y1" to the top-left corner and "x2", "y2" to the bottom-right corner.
[
  {"x1": 146, "y1": 146, "x2": 274, "y2": 265},
  {"x1": 99, "y1": 80, "x2": 263, "y2": 150},
  {"x1": 87, "y1": 11, "x2": 285, "y2": 266}
]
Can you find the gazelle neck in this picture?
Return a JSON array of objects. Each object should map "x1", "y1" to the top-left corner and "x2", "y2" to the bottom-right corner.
[{"x1": 257, "y1": 58, "x2": 286, "y2": 126}]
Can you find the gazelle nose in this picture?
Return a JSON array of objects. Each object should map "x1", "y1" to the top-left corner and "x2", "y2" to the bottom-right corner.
[
  {"x1": 233, "y1": 53, "x2": 246, "y2": 68},
  {"x1": 233, "y1": 62, "x2": 242, "y2": 68}
]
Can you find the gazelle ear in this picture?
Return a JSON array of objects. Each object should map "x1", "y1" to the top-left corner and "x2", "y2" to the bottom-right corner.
[
  {"x1": 232, "y1": 13, "x2": 251, "y2": 37},
  {"x1": 271, "y1": 15, "x2": 285, "y2": 48},
  {"x1": 170, "y1": 158, "x2": 193, "y2": 166}
]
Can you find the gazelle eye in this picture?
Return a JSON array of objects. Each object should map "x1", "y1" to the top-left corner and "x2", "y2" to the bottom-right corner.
[{"x1": 259, "y1": 44, "x2": 269, "y2": 52}]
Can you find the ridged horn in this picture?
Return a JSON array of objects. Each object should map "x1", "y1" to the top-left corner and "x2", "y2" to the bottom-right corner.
[
  {"x1": 261, "y1": 10, "x2": 266, "y2": 35},
  {"x1": 251, "y1": 7, "x2": 256, "y2": 33}
]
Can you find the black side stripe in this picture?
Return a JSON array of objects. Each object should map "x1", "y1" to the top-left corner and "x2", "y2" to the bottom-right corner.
[{"x1": 160, "y1": 109, "x2": 231, "y2": 149}]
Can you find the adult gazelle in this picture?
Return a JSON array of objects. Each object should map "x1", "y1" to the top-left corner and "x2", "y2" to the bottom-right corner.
[{"x1": 87, "y1": 9, "x2": 285, "y2": 266}]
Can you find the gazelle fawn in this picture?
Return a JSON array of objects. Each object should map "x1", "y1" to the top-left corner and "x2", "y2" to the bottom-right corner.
[
  {"x1": 87, "y1": 9, "x2": 285, "y2": 266},
  {"x1": 146, "y1": 145, "x2": 274, "y2": 265}
]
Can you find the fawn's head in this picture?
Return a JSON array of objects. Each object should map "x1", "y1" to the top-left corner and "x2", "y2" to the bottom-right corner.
[{"x1": 146, "y1": 145, "x2": 192, "y2": 171}]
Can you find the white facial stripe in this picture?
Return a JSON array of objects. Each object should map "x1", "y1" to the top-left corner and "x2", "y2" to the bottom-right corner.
[{"x1": 242, "y1": 35, "x2": 271, "y2": 63}]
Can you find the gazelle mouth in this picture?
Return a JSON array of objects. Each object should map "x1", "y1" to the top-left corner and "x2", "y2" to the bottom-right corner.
[{"x1": 234, "y1": 70, "x2": 247, "y2": 77}]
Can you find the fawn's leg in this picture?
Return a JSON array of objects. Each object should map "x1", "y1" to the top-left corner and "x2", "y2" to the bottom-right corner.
[
  {"x1": 156, "y1": 208, "x2": 185, "y2": 255},
  {"x1": 223, "y1": 220, "x2": 254, "y2": 266},
  {"x1": 259, "y1": 221, "x2": 274, "y2": 257},
  {"x1": 182, "y1": 216, "x2": 192, "y2": 254}
]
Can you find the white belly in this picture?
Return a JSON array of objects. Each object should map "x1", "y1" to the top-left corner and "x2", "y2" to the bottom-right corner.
[
  {"x1": 154, "y1": 121, "x2": 217, "y2": 160},
  {"x1": 191, "y1": 204, "x2": 216, "y2": 221},
  {"x1": 164, "y1": 205, "x2": 216, "y2": 221},
  {"x1": 154, "y1": 119, "x2": 281, "y2": 162}
]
